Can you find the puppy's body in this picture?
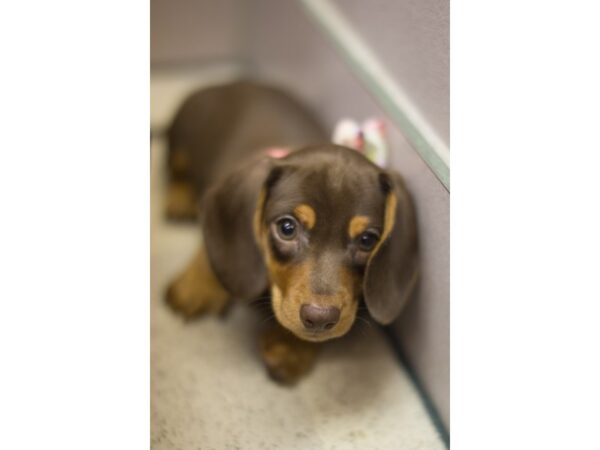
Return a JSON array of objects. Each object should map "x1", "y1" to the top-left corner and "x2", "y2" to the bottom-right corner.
[
  {"x1": 165, "y1": 81, "x2": 326, "y2": 219},
  {"x1": 165, "y1": 81, "x2": 418, "y2": 384}
]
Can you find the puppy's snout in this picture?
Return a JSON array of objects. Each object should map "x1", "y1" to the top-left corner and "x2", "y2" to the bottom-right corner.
[{"x1": 300, "y1": 304, "x2": 340, "y2": 331}]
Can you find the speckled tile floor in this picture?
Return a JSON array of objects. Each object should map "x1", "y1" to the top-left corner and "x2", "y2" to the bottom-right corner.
[{"x1": 150, "y1": 72, "x2": 445, "y2": 450}]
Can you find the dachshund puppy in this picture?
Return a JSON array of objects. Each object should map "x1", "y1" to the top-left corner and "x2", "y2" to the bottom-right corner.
[{"x1": 165, "y1": 81, "x2": 418, "y2": 384}]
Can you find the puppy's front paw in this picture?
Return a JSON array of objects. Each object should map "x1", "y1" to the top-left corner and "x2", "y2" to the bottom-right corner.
[
  {"x1": 259, "y1": 327, "x2": 318, "y2": 385},
  {"x1": 164, "y1": 278, "x2": 228, "y2": 319},
  {"x1": 164, "y1": 247, "x2": 231, "y2": 319},
  {"x1": 165, "y1": 281, "x2": 202, "y2": 318}
]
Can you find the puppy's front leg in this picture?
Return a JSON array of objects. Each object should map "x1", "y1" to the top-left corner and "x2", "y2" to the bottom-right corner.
[
  {"x1": 259, "y1": 324, "x2": 319, "y2": 385},
  {"x1": 165, "y1": 243, "x2": 230, "y2": 318}
]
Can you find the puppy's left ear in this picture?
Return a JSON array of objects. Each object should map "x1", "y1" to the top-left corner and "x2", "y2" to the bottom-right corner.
[
  {"x1": 201, "y1": 157, "x2": 280, "y2": 300},
  {"x1": 364, "y1": 171, "x2": 419, "y2": 325}
]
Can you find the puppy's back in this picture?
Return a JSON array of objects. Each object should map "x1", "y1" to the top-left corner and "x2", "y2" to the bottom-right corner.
[{"x1": 167, "y1": 81, "x2": 327, "y2": 194}]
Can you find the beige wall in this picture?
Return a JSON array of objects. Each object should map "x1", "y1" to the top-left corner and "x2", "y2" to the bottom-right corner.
[
  {"x1": 151, "y1": 0, "x2": 243, "y2": 65},
  {"x1": 336, "y1": 0, "x2": 449, "y2": 144}
]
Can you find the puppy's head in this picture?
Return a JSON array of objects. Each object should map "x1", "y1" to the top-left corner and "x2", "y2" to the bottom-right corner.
[{"x1": 203, "y1": 145, "x2": 418, "y2": 342}]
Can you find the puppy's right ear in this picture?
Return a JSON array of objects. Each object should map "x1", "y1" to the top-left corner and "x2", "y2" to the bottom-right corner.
[
  {"x1": 201, "y1": 157, "x2": 281, "y2": 300},
  {"x1": 363, "y1": 171, "x2": 419, "y2": 324}
]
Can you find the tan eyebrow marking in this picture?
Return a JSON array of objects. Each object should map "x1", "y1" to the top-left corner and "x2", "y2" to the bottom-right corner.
[
  {"x1": 381, "y1": 193, "x2": 397, "y2": 241},
  {"x1": 294, "y1": 204, "x2": 316, "y2": 230},
  {"x1": 370, "y1": 193, "x2": 397, "y2": 256},
  {"x1": 348, "y1": 215, "x2": 370, "y2": 239}
]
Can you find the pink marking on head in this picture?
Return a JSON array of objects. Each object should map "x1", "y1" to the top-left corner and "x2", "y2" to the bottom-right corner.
[
  {"x1": 355, "y1": 130, "x2": 365, "y2": 152},
  {"x1": 265, "y1": 147, "x2": 291, "y2": 159}
]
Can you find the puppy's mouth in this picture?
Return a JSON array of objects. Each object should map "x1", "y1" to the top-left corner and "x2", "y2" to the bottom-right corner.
[
  {"x1": 294, "y1": 329, "x2": 338, "y2": 343},
  {"x1": 279, "y1": 323, "x2": 346, "y2": 342},
  {"x1": 271, "y1": 293, "x2": 357, "y2": 342}
]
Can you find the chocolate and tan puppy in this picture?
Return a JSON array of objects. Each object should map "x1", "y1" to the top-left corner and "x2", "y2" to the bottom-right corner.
[{"x1": 165, "y1": 81, "x2": 418, "y2": 384}]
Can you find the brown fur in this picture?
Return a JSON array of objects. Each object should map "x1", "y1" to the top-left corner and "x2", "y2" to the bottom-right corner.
[
  {"x1": 164, "y1": 82, "x2": 418, "y2": 384},
  {"x1": 259, "y1": 323, "x2": 319, "y2": 385},
  {"x1": 265, "y1": 250, "x2": 359, "y2": 342}
]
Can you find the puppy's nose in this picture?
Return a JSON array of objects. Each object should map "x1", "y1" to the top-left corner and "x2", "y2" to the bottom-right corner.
[{"x1": 300, "y1": 304, "x2": 340, "y2": 331}]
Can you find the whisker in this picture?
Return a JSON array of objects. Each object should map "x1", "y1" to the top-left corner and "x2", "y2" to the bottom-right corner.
[
  {"x1": 250, "y1": 299, "x2": 272, "y2": 306},
  {"x1": 251, "y1": 306, "x2": 274, "y2": 314},
  {"x1": 356, "y1": 315, "x2": 373, "y2": 329},
  {"x1": 259, "y1": 314, "x2": 276, "y2": 326},
  {"x1": 352, "y1": 319, "x2": 368, "y2": 338},
  {"x1": 250, "y1": 300, "x2": 273, "y2": 307}
]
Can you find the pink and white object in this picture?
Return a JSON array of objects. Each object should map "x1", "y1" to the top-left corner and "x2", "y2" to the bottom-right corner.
[
  {"x1": 332, "y1": 118, "x2": 388, "y2": 168},
  {"x1": 265, "y1": 118, "x2": 389, "y2": 167},
  {"x1": 264, "y1": 147, "x2": 291, "y2": 159}
]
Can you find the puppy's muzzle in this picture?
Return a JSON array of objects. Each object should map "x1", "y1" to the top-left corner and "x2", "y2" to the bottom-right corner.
[{"x1": 300, "y1": 304, "x2": 340, "y2": 332}]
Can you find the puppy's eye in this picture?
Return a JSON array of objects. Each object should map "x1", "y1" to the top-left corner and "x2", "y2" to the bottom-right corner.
[
  {"x1": 357, "y1": 231, "x2": 379, "y2": 251},
  {"x1": 276, "y1": 216, "x2": 298, "y2": 240}
]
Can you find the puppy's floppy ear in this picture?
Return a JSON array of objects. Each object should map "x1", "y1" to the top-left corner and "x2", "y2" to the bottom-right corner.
[
  {"x1": 364, "y1": 171, "x2": 419, "y2": 325},
  {"x1": 201, "y1": 158, "x2": 281, "y2": 300}
]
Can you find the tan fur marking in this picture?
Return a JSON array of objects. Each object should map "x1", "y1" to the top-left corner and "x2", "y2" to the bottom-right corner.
[
  {"x1": 166, "y1": 244, "x2": 230, "y2": 317},
  {"x1": 348, "y1": 215, "x2": 370, "y2": 239},
  {"x1": 268, "y1": 257, "x2": 358, "y2": 342},
  {"x1": 170, "y1": 148, "x2": 191, "y2": 174},
  {"x1": 166, "y1": 180, "x2": 197, "y2": 220},
  {"x1": 334, "y1": 266, "x2": 360, "y2": 334},
  {"x1": 293, "y1": 204, "x2": 316, "y2": 230},
  {"x1": 253, "y1": 188, "x2": 267, "y2": 246},
  {"x1": 371, "y1": 193, "x2": 397, "y2": 257},
  {"x1": 256, "y1": 199, "x2": 360, "y2": 343}
]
